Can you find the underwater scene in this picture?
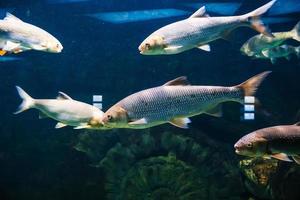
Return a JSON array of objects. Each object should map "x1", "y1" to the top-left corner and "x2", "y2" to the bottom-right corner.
[{"x1": 1, "y1": 0, "x2": 300, "y2": 199}]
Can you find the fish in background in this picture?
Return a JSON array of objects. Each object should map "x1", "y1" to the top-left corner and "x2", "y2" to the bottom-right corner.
[
  {"x1": 234, "y1": 123, "x2": 300, "y2": 165},
  {"x1": 240, "y1": 21, "x2": 300, "y2": 57},
  {"x1": 138, "y1": 0, "x2": 277, "y2": 55},
  {"x1": 261, "y1": 44, "x2": 300, "y2": 64},
  {"x1": 101, "y1": 71, "x2": 271, "y2": 129},
  {"x1": 0, "y1": 13, "x2": 63, "y2": 56},
  {"x1": 14, "y1": 86, "x2": 106, "y2": 130}
]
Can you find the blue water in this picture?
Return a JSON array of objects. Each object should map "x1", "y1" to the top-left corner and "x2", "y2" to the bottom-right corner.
[{"x1": 0, "y1": 0, "x2": 300, "y2": 199}]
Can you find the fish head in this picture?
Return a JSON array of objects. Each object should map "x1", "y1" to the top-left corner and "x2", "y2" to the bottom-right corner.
[
  {"x1": 31, "y1": 32, "x2": 63, "y2": 53},
  {"x1": 44, "y1": 37, "x2": 63, "y2": 53},
  {"x1": 102, "y1": 105, "x2": 129, "y2": 128},
  {"x1": 88, "y1": 108, "x2": 105, "y2": 128},
  {"x1": 138, "y1": 35, "x2": 167, "y2": 55},
  {"x1": 234, "y1": 132, "x2": 267, "y2": 157},
  {"x1": 240, "y1": 43, "x2": 257, "y2": 57}
]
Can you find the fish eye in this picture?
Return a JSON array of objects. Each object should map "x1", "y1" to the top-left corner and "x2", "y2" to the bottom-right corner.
[
  {"x1": 56, "y1": 44, "x2": 60, "y2": 48},
  {"x1": 247, "y1": 143, "x2": 253, "y2": 148},
  {"x1": 107, "y1": 115, "x2": 113, "y2": 121},
  {"x1": 145, "y1": 43, "x2": 150, "y2": 49}
]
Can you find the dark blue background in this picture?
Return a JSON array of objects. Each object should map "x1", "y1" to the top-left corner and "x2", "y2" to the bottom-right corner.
[{"x1": 0, "y1": 0, "x2": 299, "y2": 199}]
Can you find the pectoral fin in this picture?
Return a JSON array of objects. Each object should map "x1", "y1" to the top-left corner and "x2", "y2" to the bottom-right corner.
[
  {"x1": 38, "y1": 112, "x2": 49, "y2": 119},
  {"x1": 292, "y1": 155, "x2": 300, "y2": 165},
  {"x1": 129, "y1": 118, "x2": 148, "y2": 125},
  {"x1": 55, "y1": 122, "x2": 68, "y2": 129},
  {"x1": 30, "y1": 44, "x2": 46, "y2": 51},
  {"x1": 205, "y1": 104, "x2": 222, "y2": 117},
  {"x1": 74, "y1": 124, "x2": 91, "y2": 129},
  {"x1": 197, "y1": 44, "x2": 211, "y2": 52},
  {"x1": 164, "y1": 45, "x2": 182, "y2": 53},
  {"x1": 0, "y1": 50, "x2": 7, "y2": 56},
  {"x1": 169, "y1": 117, "x2": 191, "y2": 129},
  {"x1": 271, "y1": 153, "x2": 293, "y2": 162},
  {"x1": 3, "y1": 41, "x2": 21, "y2": 52}
]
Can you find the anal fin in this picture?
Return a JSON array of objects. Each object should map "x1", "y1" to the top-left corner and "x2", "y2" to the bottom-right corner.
[
  {"x1": 169, "y1": 117, "x2": 191, "y2": 129},
  {"x1": 271, "y1": 153, "x2": 293, "y2": 162}
]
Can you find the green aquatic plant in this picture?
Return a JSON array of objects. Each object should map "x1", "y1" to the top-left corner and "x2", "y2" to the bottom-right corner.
[
  {"x1": 116, "y1": 154, "x2": 207, "y2": 200},
  {"x1": 75, "y1": 130, "x2": 244, "y2": 200}
]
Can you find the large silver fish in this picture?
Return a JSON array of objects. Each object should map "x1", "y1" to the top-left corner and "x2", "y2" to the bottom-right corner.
[
  {"x1": 240, "y1": 21, "x2": 300, "y2": 57},
  {"x1": 101, "y1": 71, "x2": 271, "y2": 129},
  {"x1": 234, "y1": 123, "x2": 300, "y2": 165},
  {"x1": 15, "y1": 86, "x2": 105, "y2": 130},
  {"x1": 0, "y1": 13, "x2": 63, "y2": 56},
  {"x1": 138, "y1": 0, "x2": 276, "y2": 55}
]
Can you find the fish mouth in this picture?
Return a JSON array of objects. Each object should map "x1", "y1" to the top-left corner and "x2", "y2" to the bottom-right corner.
[
  {"x1": 235, "y1": 149, "x2": 241, "y2": 154},
  {"x1": 138, "y1": 46, "x2": 145, "y2": 54}
]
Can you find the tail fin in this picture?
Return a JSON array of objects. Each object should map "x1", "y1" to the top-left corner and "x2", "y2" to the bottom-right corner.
[
  {"x1": 237, "y1": 71, "x2": 271, "y2": 96},
  {"x1": 14, "y1": 86, "x2": 35, "y2": 114},
  {"x1": 242, "y1": 0, "x2": 277, "y2": 37},
  {"x1": 291, "y1": 21, "x2": 300, "y2": 42}
]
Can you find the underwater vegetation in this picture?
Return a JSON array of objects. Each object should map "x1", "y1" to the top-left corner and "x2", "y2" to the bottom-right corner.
[
  {"x1": 76, "y1": 129, "x2": 245, "y2": 199},
  {"x1": 239, "y1": 157, "x2": 300, "y2": 200}
]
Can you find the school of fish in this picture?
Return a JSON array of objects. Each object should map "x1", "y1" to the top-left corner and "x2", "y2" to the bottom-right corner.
[{"x1": 7, "y1": 0, "x2": 300, "y2": 166}]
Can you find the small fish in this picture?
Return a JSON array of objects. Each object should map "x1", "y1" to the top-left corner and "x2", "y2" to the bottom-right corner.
[
  {"x1": 15, "y1": 86, "x2": 105, "y2": 130},
  {"x1": 138, "y1": 0, "x2": 276, "y2": 55},
  {"x1": 240, "y1": 21, "x2": 300, "y2": 57},
  {"x1": 234, "y1": 123, "x2": 300, "y2": 165},
  {"x1": 261, "y1": 44, "x2": 300, "y2": 64},
  {"x1": 101, "y1": 71, "x2": 271, "y2": 129},
  {"x1": 0, "y1": 13, "x2": 63, "y2": 56}
]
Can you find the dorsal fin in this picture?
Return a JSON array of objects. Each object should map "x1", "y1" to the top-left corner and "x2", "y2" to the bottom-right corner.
[
  {"x1": 189, "y1": 6, "x2": 208, "y2": 18},
  {"x1": 57, "y1": 92, "x2": 73, "y2": 100},
  {"x1": 4, "y1": 13, "x2": 23, "y2": 22},
  {"x1": 163, "y1": 76, "x2": 190, "y2": 86}
]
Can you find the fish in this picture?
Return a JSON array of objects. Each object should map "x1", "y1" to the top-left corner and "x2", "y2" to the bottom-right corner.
[
  {"x1": 0, "y1": 13, "x2": 63, "y2": 56},
  {"x1": 234, "y1": 123, "x2": 300, "y2": 165},
  {"x1": 240, "y1": 21, "x2": 300, "y2": 57},
  {"x1": 101, "y1": 71, "x2": 271, "y2": 129},
  {"x1": 261, "y1": 44, "x2": 300, "y2": 64},
  {"x1": 138, "y1": 0, "x2": 277, "y2": 55},
  {"x1": 14, "y1": 86, "x2": 106, "y2": 130}
]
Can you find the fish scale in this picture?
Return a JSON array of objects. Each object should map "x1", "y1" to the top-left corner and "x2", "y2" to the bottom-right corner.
[{"x1": 118, "y1": 85, "x2": 242, "y2": 123}]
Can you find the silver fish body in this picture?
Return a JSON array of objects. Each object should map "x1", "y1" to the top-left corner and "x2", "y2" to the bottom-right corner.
[
  {"x1": 102, "y1": 72, "x2": 270, "y2": 129},
  {"x1": 139, "y1": 0, "x2": 277, "y2": 55},
  {"x1": 235, "y1": 124, "x2": 300, "y2": 164},
  {"x1": 33, "y1": 99, "x2": 102, "y2": 126},
  {"x1": 0, "y1": 13, "x2": 63, "y2": 55},
  {"x1": 145, "y1": 16, "x2": 245, "y2": 54},
  {"x1": 15, "y1": 86, "x2": 105, "y2": 129},
  {"x1": 118, "y1": 85, "x2": 241, "y2": 127}
]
